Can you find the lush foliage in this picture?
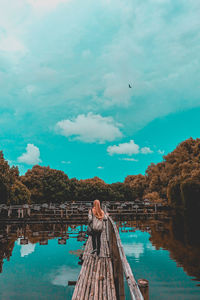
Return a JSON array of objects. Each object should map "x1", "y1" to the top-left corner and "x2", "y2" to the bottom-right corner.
[
  {"x1": 0, "y1": 151, "x2": 30, "y2": 204},
  {"x1": 124, "y1": 138, "x2": 200, "y2": 211},
  {"x1": 148, "y1": 138, "x2": 200, "y2": 211},
  {"x1": 21, "y1": 165, "x2": 71, "y2": 203},
  {"x1": 0, "y1": 138, "x2": 200, "y2": 212}
]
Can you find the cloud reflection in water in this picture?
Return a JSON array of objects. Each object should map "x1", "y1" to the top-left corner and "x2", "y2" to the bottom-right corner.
[
  {"x1": 123, "y1": 242, "x2": 144, "y2": 261},
  {"x1": 17, "y1": 239, "x2": 36, "y2": 257},
  {"x1": 50, "y1": 266, "x2": 79, "y2": 287}
]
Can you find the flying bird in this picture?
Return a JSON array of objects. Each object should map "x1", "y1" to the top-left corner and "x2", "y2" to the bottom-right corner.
[{"x1": 129, "y1": 84, "x2": 132, "y2": 88}]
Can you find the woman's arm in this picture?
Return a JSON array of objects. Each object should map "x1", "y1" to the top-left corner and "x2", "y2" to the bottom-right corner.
[{"x1": 88, "y1": 209, "x2": 92, "y2": 222}]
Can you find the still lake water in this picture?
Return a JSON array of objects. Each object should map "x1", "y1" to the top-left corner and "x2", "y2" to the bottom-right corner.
[
  {"x1": 0, "y1": 218, "x2": 200, "y2": 299},
  {"x1": 120, "y1": 228, "x2": 200, "y2": 300}
]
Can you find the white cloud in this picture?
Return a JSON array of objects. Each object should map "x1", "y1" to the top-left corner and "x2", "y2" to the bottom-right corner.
[
  {"x1": 141, "y1": 147, "x2": 153, "y2": 154},
  {"x1": 82, "y1": 49, "x2": 91, "y2": 58},
  {"x1": 158, "y1": 149, "x2": 165, "y2": 155},
  {"x1": 107, "y1": 140, "x2": 153, "y2": 156},
  {"x1": 18, "y1": 144, "x2": 41, "y2": 165},
  {"x1": 103, "y1": 73, "x2": 133, "y2": 107},
  {"x1": 25, "y1": 85, "x2": 37, "y2": 94},
  {"x1": 61, "y1": 160, "x2": 71, "y2": 164},
  {"x1": 0, "y1": 0, "x2": 200, "y2": 146},
  {"x1": 97, "y1": 166, "x2": 104, "y2": 169},
  {"x1": 0, "y1": 36, "x2": 27, "y2": 53},
  {"x1": 26, "y1": 0, "x2": 71, "y2": 12},
  {"x1": 122, "y1": 158, "x2": 138, "y2": 162},
  {"x1": 56, "y1": 113, "x2": 123, "y2": 143},
  {"x1": 107, "y1": 140, "x2": 139, "y2": 156}
]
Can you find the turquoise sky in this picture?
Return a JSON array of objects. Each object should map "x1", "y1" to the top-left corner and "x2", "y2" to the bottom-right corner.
[{"x1": 0, "y1": 0, "x2": 200, "y2": 183}]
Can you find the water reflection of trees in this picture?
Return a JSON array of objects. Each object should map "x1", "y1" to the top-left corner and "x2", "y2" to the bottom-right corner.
[
  {"x1": 149, "y1": 214, "x2": 200, "y2": 284},
  {"x1": 1, "y1": 215, "x2": 200, "y2": 285},
  {"x1": 115, "y1": 214, "x2": 200, "y2": 284}
]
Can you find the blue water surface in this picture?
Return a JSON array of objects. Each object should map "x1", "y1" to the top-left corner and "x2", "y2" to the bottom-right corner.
[
  {"x1": 120, "y1": 230, "x2": 200, "y2": 300},
  {"x1": 0, "y1": 235, "x2": 83, "y2": 300},
  {"x1": 0, "y1": 226, "x2": 200, "y2": 299}
]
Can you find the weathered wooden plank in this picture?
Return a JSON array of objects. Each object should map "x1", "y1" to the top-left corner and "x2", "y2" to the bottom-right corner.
[
  {"x1": 77, "y1": 256, "x2": 90, "y2": 299},
  {"x1": 108, "y1": 258, "x2": 117, "y2": 299},
  {"x1": 89, "y1": 256, "x2": 98, "y2": 299},
  {"x1": 84, "y1": 257, "x2": 95, "y2": 300},
  {"x1": 72, "y1": 256, "x2": 88, "y2": 299},
  {"x1": 80, "y1": 256, "x2": 93, "y2": 300},
  {"x1": 83, "y1": 236, "x2": 91, "y2": 259},
  {"x1": 71, "y1": 272, "x2": 80, "y2": 300},
  {"x1": 102, "y1": 258, "x2": 107, "y2": 300},
  {"x1": 98, "y1": 257, "x2": 103, "y2": 300},
  {"x1": 94, "y1": 258, "x2": 101, "y2": 299},
  {"x1": 106, "y1": 257, "x2": 112, "y2": 300}
]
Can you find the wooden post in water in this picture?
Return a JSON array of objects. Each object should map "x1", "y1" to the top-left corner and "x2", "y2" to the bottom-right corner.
[{"x1": 138, "y1": 279, "x2": 149, "y2": 300}]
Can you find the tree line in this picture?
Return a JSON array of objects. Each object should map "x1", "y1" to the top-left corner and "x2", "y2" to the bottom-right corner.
[{"x1": 0, "y1": 138, "x2": 200, "y2": 212}]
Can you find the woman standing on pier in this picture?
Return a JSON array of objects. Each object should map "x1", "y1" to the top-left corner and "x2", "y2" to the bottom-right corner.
[{"x1": 88, "y1": 199, "x2": 107, "y2": 256}]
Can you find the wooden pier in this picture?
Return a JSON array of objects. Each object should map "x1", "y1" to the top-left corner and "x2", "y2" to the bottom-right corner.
[
  {"x1": 0, "y1": 201, "x2": 169, "y2": 225},
  {"x1": 72, "y1": 215, "x2": 144, "y2": 300},
  {"x1": 72, "y1": 229, "x2": 116, "y2": 300}
]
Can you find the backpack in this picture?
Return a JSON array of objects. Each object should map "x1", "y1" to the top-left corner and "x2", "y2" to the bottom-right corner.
[{"x1": 92, "y1": 215, "x2": 103, "y2": 232}]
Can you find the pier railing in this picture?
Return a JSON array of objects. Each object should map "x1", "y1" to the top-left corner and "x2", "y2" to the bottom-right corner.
[{"x1": 106, "y1": 214, "x2": 144, "y2": 300}]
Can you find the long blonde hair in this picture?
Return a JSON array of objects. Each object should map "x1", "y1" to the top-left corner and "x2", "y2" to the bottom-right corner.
[{"x1": 92, "y1": 199, "x2": 104, "y2": 220}]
